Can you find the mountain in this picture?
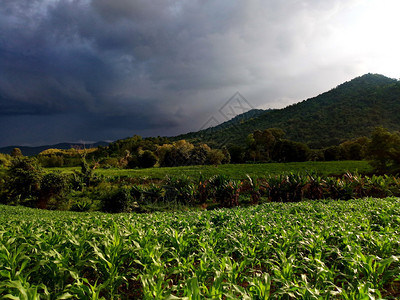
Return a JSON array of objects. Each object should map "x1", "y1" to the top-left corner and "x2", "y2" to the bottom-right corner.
[
  {"x1": 0, "y1": 142, "x2": 110, "y2": 156},
  {"x1": 2, "y1": 73, "x2": 399, "y2": 155},
  {"x1": 175, "y1": 73, "x2": 400, "y2": 148}
]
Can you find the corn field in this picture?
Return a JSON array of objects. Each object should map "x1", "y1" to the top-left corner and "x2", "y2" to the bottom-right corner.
[{"x1": 1, "y1": 198, "x2": 400, "y2": 299}]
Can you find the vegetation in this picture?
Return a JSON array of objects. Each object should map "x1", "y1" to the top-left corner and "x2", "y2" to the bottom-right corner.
[
  {"x1": 175, "y1": 74, "x2": 400, "y2": 148},
  {"x1": 0, "y1": 153, "x2": 11, "y2": 167},
  {"x1": 0, "y1": 154, "x2": 398, "y2": 214},
  {"x1": 48, "y1": 160, "x2": 372, "y2": 180},
  {"x1": 1, "y1": 198, "x2": 400, "y2": 298},
  {"x1": 1, "y1": 73, "x2": 400, "y2": 297},
  {"x1": 366, "y1": 127, "x2": 400, "y2": 173}
]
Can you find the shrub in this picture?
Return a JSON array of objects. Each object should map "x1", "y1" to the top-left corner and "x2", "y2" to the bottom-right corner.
[
  {"x1": 142, "y1": 184, "x2": 166, "y2": 203},
  {"x1": 102, "y1": 187, "x2": 134, "y2": 213},
  {"x1": 0, "y1": 153, "x2": 11, "y2": 167},
  {"x1": 70, "y1": 198, "x2": 92, "y2": 212},
  {"x1": 37, "y1": 172, "x2": 69, "y2": 209},
  {"x1": 209, "y1": 175, "x2": 241, "y2": 208},
  {"x1": 366, "y1": 127, "x2": 400, "y2": 172},
  {"x1": 3, "y1": 157, "x2": 43, "y2": 205},
  {"x1": 241, "y1": 175, "x2": 261, "y2": 204},
  {"x1": 37, "y1": 155, "x2": 64, "y2": 167},
  {"x1": 138, "y1": 150, "x2": 158, "y2": 168},
  {"x1": 164, "y1": 176, "x2": 195, "y2": 204},
  {"x1": 207, "y1": 149, "x2": 225, "y2": 166}
]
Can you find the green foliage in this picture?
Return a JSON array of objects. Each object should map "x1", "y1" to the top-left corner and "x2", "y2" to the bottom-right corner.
[
  {"x1": 206, "y1": 149, "x2": 225, "y2": 166},
  {"x1": 1, "y1": 198, "x2": 400, "y2": 298},
  {"x1": 138, "y1": 150, "x2": 158, "y2": 168},
  {"x1": 0, "y1": 153, "x2": 11, "y2": 167},
  {"x1": 273, "y1": 139, "x2": 311, "y2": 162},
  {"x1": 2, "y1": 157, "x2": 43, "y2": 205},
  {"x1": 209, "y1": 175, "x2": 241, "y2": 207},
  {"x1": 175, "y1": 74, "x2": 400, "y2": 148},
  {"x1": 164, "y1": 176, "x2": 195, "y2": 204},
  {"x1": 339, "y1": 136, "x2": 370, "y2": 160},
  {"x1": 189, "y1": 144, "x2": 211, "y2": 165},
  {"x1": 366, "y1": 127, "x2": 400, "y2": 172},
  {"x1": 11, "y1": 148, "x2": 23, "y2": 157},
  {"x1": 228, "y1": 145, "x2": 246, "y2": 163},
  {"x1": 38, "y1": 172, "x2": 69, "y2": 209},
  {"x1": 37, "y1": 155, "x2": 64, "y2": 167},
  {"x1": 102, "y1": 187, "x2": 134, "y2": 213},
  {"x1": 72, "y1": 160, "x2": 371, "y2": 180}
]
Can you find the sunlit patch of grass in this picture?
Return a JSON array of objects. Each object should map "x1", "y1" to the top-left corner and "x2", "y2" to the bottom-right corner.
[{"x1": 47, "y1": 160, "x2": 372, "y2": 180}]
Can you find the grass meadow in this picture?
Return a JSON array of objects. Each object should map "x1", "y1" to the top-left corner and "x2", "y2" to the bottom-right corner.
[{"x1": 49, "y1": 160, "x2": 372, "y2": 180}]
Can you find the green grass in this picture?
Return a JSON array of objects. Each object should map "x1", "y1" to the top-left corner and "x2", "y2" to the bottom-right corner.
[
  {"x1": 49, "y1": 160, "x2": 372, "y2": 180},
  {"x1": 1, "y1": 198, "x2": 399, "y2": 298}
]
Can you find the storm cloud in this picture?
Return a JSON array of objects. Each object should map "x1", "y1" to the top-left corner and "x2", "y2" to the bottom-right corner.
[{"x1": 1, "y1": 0, "x2": 399, "y2": 146}]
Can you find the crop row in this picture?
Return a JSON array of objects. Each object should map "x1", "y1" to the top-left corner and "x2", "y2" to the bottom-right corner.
[
  {"x1": 102, "y1": 172, "x2": 400, "y2": 213},
  {"x1": 1, "y1": 198, "x2": 400, "y2": 299},
  {"x1": 0, "y1": 157, "x2": 388, "y2": 212}
]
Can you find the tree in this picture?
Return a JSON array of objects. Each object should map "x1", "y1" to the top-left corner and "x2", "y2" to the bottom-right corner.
[
  {"x1": 339, "y1": 137, "x2": 370, "y2": 160},
  {"x1": 228, "y1": 146, "x2": 245, "y2": 163},
  {"x1": 207, "y1": 149, "x2": 225, "y2": 166},
  {"x1": 38, "y1": 172, "x2": 69, "y2": 209},
  {"x1": 248, "y1": 128, "x2": 285, "y2": 161},
  {"x1": 157, "y1": 140, "x2": 194, "y2": 167},
  {"x1": 273, "y1": 140, "x2": 310, "y2": 162},
  {"x1": 323, "y1": 146, "x2": 342, "y2": 161},
  {"x1": 366, "y1": 127, "x2": 400, "y2": 172},
  {"x1": 138, "y1": 150, "x2": 158, "y2": 168},
  {"x1": 189, "y1": 144, "x2": 211, "y2": 165},
  {"x1": 221, "y1": 146, "x2": 231, "y2": 164},
  {"x1": 4, "y1": 157, "x2": 43, "y2": 205},
  {"x1": 11, "y1": 148, "x2": 23, "y2": 157}
]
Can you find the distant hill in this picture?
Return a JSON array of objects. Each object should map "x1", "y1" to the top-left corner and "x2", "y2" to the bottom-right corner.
[
  {"x1": 174, "y1": 108, "x2": 267, "y2": 138},
  {"x1": 3, "y1": 73, "x2": 399, "y2": 156},
  {"x1": 0, "y1": 142, "x2": 109, "y2": 156},
  {"x1": 175, "y1": 73, "x2": 400, "y2": 148}
]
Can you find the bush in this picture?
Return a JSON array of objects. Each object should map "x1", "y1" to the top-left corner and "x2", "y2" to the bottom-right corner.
[
  {"x1": 209, "y1": 175, "x2": 241, "y2": 208},
  {"x1": 366, "y1": 127, "x2": 400, "y2": 172},
  {"x1": 163, "y1": 176, "x2": 194, "y2": 204},
  {"x1": 38, "y1": 172, "x2": 69, "y2": 209},
  {"x1": 3, "y1": 157, "x2": 43, "y2": 205},
  {"x1": 102, "y1": 187, "x2": 134, "y2": 213},
  {"x1": 207, "y1": 149, "x2": 225, "y2": 166},
  {"x1": 37, "y1": 155, "x2": 64, "y2": 167},
  {"x1": 138, "y1": 150, "x2": 158, "y2": 168},
  {"x1": 0, "y1": 153, "x2": 11, "y2": 167},
  {"x1": 70, "y1": 198, "x2": 92, "y2": 212}
]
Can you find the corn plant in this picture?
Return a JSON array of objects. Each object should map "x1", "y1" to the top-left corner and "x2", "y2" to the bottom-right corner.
[{"x1": 1, "y1": 197, "x2": 400, "y2": 298}]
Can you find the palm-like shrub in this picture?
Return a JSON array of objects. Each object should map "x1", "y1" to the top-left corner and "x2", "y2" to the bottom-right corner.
[{"x1": 209, "y1": 175, "x2": 241, "y2": 208}]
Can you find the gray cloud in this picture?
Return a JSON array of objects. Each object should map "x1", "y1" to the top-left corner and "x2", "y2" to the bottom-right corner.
[{"x1": 0, "y1": 0, "x2": 395, "y2": 146}]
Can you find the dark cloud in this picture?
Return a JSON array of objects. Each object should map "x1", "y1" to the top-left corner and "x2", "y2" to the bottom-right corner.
[{"x1": 0, "y1": 0, "x2": 396, "y2": 146}]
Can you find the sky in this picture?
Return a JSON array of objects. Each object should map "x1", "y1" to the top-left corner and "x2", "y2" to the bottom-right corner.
[{"x1": 1, "y1": 0, "x2": 400, "y2": 147}]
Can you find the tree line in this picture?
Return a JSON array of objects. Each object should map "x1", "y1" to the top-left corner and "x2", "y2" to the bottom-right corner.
[{"x1": 3, "y1": 127, "x2": 400, "y2": 172}]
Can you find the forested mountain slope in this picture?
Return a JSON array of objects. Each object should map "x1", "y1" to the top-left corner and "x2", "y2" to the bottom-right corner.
[{"x1": 177, "y1": 73, "x2": 400, "y2": 148}]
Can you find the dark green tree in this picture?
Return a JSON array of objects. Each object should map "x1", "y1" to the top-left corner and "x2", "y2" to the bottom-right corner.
[
  {"x1": 3, "y1": 157, "x2": 43, "y2": 205},
  {"x1": 273, "y1": 140, "x2": 310, "y2": 162},
  {"x1": 38, "y1": 172, "x2": 69, "y2": 209},
  {"x1": 366, "y1": 127, "x2": 400, "y2": 172},
  {"x1": 138, "y1": 150, "x2": 158, "y2": 168}
]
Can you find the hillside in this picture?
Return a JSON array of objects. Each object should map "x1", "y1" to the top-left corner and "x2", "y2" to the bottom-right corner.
[
  {"x1": 176, "y1": 73, "x2": 400, "y2": 148},
  {"x1": 0, "y1": 142, "x2": 109, "y2": 156}
]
